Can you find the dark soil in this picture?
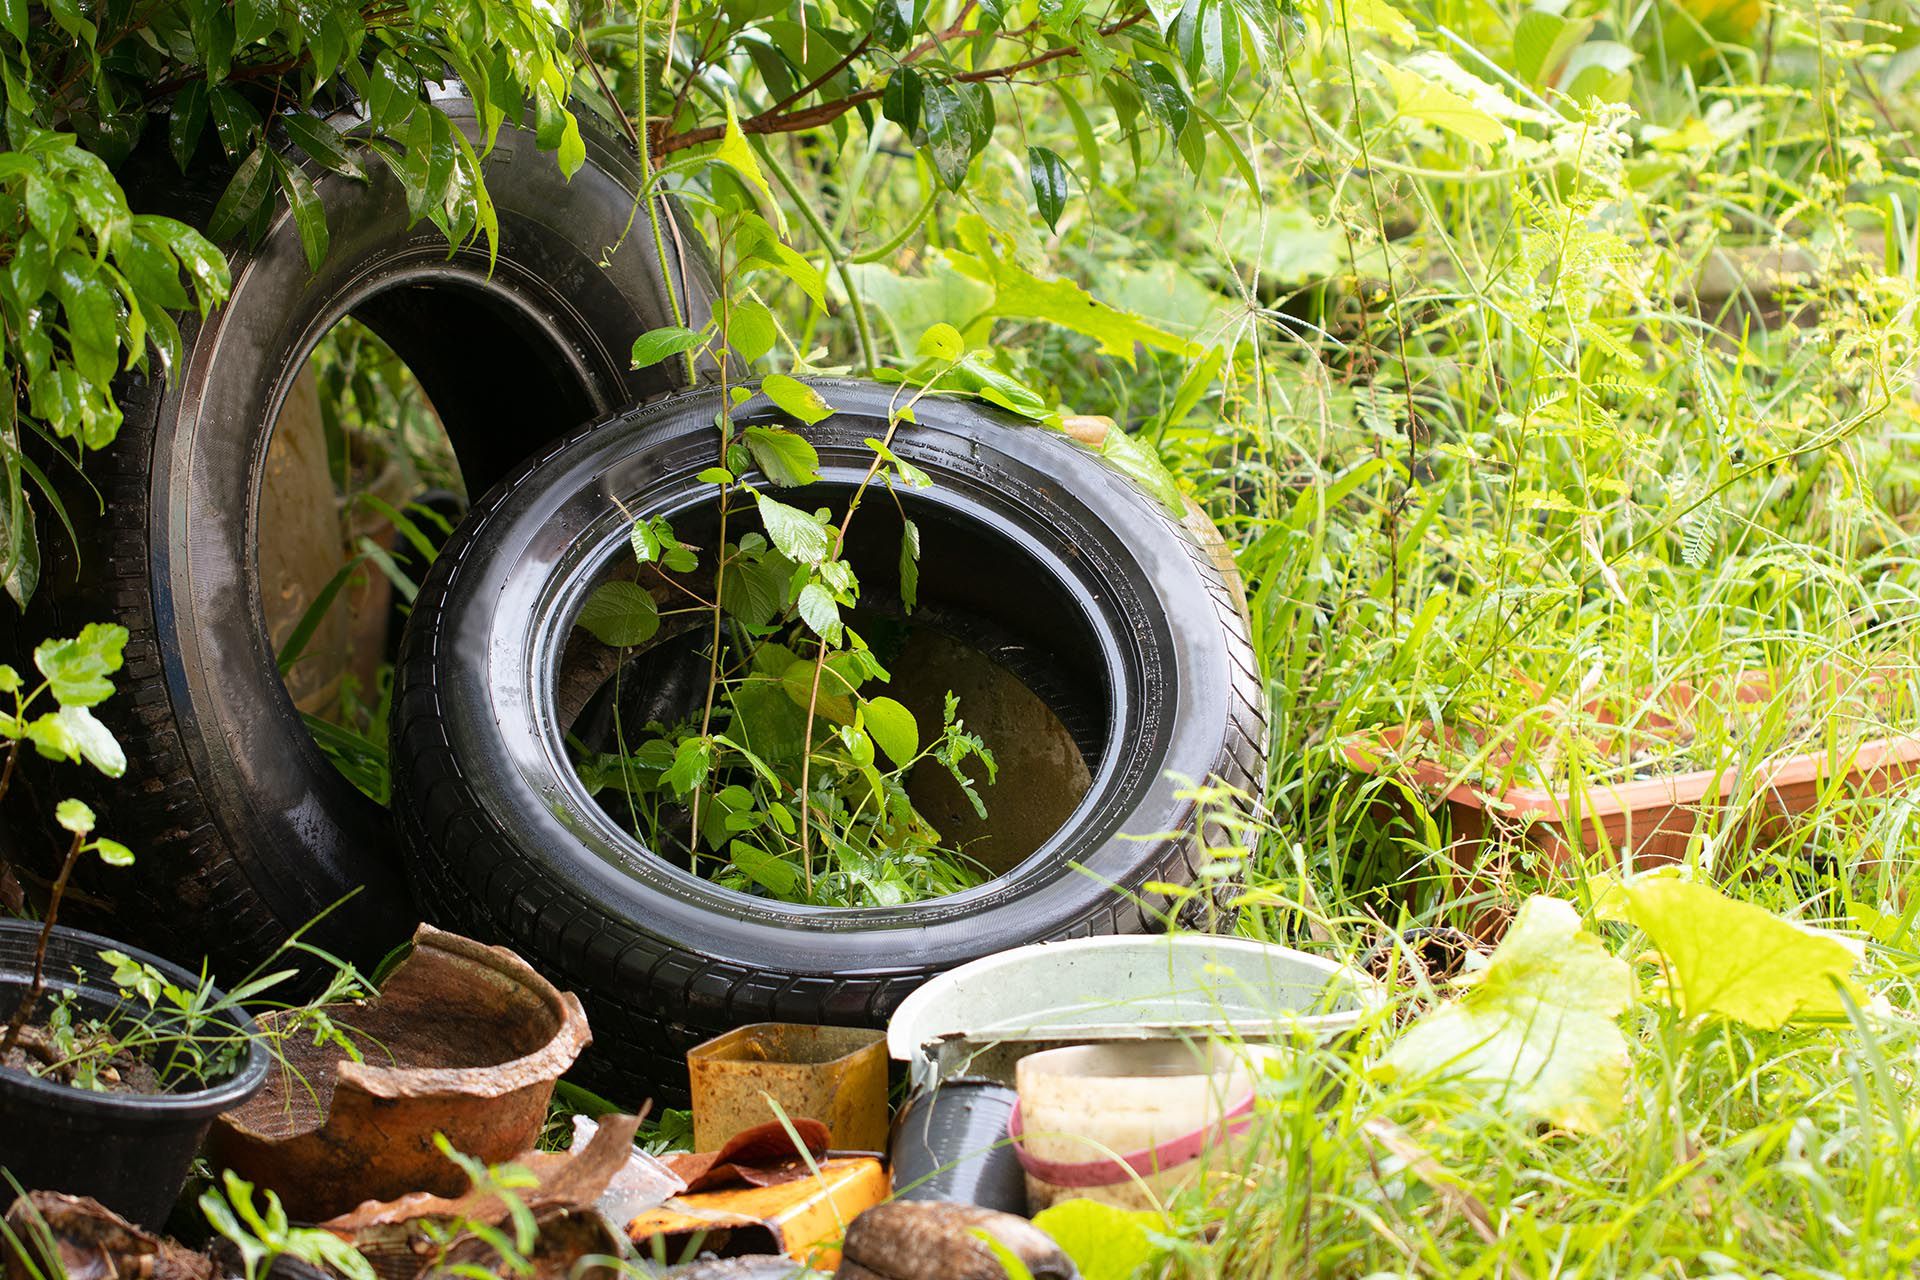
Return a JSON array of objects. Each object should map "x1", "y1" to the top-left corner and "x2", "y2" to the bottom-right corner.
[{"x1": 1, "y1": 1022, "x2": 164, "y2": 1094}]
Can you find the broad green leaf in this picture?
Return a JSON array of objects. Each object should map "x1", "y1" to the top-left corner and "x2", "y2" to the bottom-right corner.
[
  {"x1": 55, "y1": 704, "x2": 124, "y2": 777},
  {"x1": 1096, "y1": 423, "x2": 1186, "y2": 516},
  {"x1": 917, "y1": 322, "x2": 964, "y2": 362},
  {"x1": 1592, "y1": 873, "x2": 1862, "y2": 1027},
  {"x1": 632, "y1": 325, "x2": 707, "y2": 369},
  {"x1": 207, "y1": 146, "x2": 272, "y2": 242},
  {"x1": 721, "y1": 553, "x2": 790, "y2": 628},
  {"x1": 276, "y1": 156, "x2": 329, "y2": 273},
  {"x1": 1372, "y1": 56, "x2": 1506, "y2": 147},
  {"x1": 730, "y1": 839, "x2": 799, "y2": 896},
  {"x1": 953, "y1": 215, "x2": 1197, "y2": 363},
  {"x1": 1028, "y1": 145, "x2": 1072, "y2": 232},
  {"x1": 92, "y1": 837, "x2": 133, "y2": 867},
  {"x1": 781, "y1": 657, "x2": 855, "y2": 724},
  {"x1": 730, "y1": 299, "x2": 777, "y2": 364},
  {"x1": 55, "y1": 797, "x2": 94, "y2": 834},
  {"x1": 1032, "y1": 1201, "x2": 1170, "y2": 1280},
  {"x1": 899, "y1": 518, "x2": 920, "y2": 612},
  {"x1": 23, "y1": 712, "x2": 77, "y2": 762},
  {"x1": 35, "y1": 622, "x2": 126, "y2": 709},
  {"x1": 208, "y1": 86, "x2": 262, "y2": 158},
  {"x1": 576, "y1": 581, "x2": 660, "y2": 647},
  {"x1": 52, "y1": 257, "x2": 117, "y2": 383},
  {"x1": 744, "y1": 425, "x2": 820, "y2": 487},
  {"x1": 739, "y1": 220, "x2": 826, "y2": 310},
  {"x1": 715, "y1": 96, "x2": 779, "y2": 221},
  {"x1": 169, "y1": 82, "x2": 210, "y2": 171},
  {"x1": 861, "y1": 695, "x2": 919, "y2": 767},
  {"x1": 939, "y1": 353, "x2": 1053, "y2": 421},
  {"x1": 838, "y1": 722, "x2": 875, "y2": 768},
  {"x1": 555, "y1": 109, "x2": 586, "y2": 178},
  {"x1": 115, "y1": 231, "x2": 189, "y2": 312},
  {"x1": 796, "y1": 582, "x2": 843, "y2": 644},
  {"x1": 1380, "y1": 896, "x2": 1632, "y2": 1133},
  {"x1": 1132, "y1": 62, "x2": 1190, "y2": 138},
  {"x1": 662, "y1": 736, "x2": 711, "y2": 796},
  {"x1": 281, "y1": 112, "x2": 365, "y2": 180},
  {"x1": 922, "y1": 81, "x2": 982, "y2": 191},
  {"x1": 761, "y1": 373, "x2": 834, "y2": 426},
  {"x1": 1341, "y1": 0, "x2": 1417, "y2": 48},
  {"x1": 365, "y1": 51, "x2": 414, "y2": 129},
  {"x1": 870, "y1": 0, "x2": 926, "y2": 50},
  {"x1": 234, "y1": 0, "x2": 276, "y2": 44},
  {"x1": 755, "y1": 493, "x2": 831, "y2": 564},
  {"x1": 0, "y1": 0, "x2": 24, "y2": 42},
  {"x1": 149, "y1": 218, "x2": 230, "y2": 314},
  {"x1": 882, "y1": 66, "x2": 923, "y2": 134}
]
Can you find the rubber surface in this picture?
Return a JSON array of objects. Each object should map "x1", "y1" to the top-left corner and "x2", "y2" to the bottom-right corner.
[
  {"x1": 4, "y1": 89, "x2": 711, "y2": 979},
  {"x1": 390, "y1": 380, "x2": 1266, "y2": 1105}
]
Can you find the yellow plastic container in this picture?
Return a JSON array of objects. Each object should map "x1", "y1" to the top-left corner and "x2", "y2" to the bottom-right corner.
[{"x1": 687, "y1": 1023, "x2": 889, "y2": 1154}]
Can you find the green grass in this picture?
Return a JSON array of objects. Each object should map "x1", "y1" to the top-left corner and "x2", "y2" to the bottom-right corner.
[{"x1": 1011, "y1": 2, "x2": 1920, "y2": 1272}]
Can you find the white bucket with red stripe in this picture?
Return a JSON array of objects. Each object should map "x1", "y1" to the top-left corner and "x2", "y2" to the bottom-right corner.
[{"x1": 1010, "y1": 1040, "x2": 1275, "y2": 1211}]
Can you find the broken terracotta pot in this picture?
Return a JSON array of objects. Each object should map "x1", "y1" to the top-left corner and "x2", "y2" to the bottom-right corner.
[
  {"x1": 321, "y1": 1113, "x2": 642, "y2": 1280},
  {"x1": 2, "y1": 1191, "x2": 213, "y2": 1280},
  {"x1": 210, "y1": 925, "x2": 591, "y2": 1222}
]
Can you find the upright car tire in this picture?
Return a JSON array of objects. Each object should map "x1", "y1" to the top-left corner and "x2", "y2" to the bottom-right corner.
[
  {"x1": 390, "y1": 380, "x2": 1266, "y2": 1102},
  {"x1": 6, "y1": 88, "x2": 712, "y2": 977}
]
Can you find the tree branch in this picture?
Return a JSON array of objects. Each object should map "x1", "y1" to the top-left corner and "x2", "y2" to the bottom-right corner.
[{"x1": 652, "y1": 8, "x2": 1149, "y2": 155}]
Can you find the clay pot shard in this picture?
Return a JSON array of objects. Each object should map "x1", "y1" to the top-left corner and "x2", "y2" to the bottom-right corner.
[
  {"x1": 834, "y1": 1202, "x2": 1076, "y2": 1280},
  {"x1": 320, "y1": 1114, "x2": 641, "y2": 1280},
  {"x1": 210, "y1": 925, "x2": 591, "y2": 1222},
  {"x1": 2, "y1": 1191, "x2": 213, "y2": 1280}
]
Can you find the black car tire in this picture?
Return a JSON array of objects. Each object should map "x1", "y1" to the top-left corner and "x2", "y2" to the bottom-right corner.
[
  {"x1": 390, "y1": 379, "x2": 1266, "y2": 1102},
  {"x1": 5, "y1": 87, "x2": 712, "y2": 977}
]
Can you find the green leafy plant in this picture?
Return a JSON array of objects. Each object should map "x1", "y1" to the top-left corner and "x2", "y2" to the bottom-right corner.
[
  {"x1": 0, "y1": 622, "x2": 133, "y2": 1069},
  {"x1": 202, "y1": 1170, "x2": 377, "y2": 1280},
  {"x1": 0, "y1": 1, "x2": 597, "y2": 604},
  {"x1": 577, "y1": 308, "x2": 1002, "y2": 907},
  {"x1": 0, "y1": 622, "x2": 350, "y2": 1093}
]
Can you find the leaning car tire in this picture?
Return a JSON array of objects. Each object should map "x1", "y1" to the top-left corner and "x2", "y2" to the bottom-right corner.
[
  {"x1": 389, "y1": 379, "x2": 1266, "y2": 1101},
  {"x1": 6, "y1": 88, "x2": 712, "y2": 977}
]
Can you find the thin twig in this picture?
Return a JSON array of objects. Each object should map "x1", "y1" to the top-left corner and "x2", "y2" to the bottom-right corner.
[{"x1": 0, "y1": 830, "x2": 84, "y2": 1063}]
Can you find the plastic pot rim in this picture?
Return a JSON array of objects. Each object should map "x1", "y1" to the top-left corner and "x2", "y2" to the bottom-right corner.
[{"x1": 0, "y1": 918, "x2": 271, "y2": 1123}]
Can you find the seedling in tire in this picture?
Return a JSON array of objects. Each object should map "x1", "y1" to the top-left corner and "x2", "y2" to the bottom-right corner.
[{"x1": 589, "y1": 194, "x2": 1001, "y2": 907}]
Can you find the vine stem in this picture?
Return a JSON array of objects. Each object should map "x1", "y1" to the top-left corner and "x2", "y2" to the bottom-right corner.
[
  {"x1": 0, "y1": 829, "x2": 84, "y2": 1063},
  {"x1": 687, "y1": 231, "x2": 735, "y2": 849},
  {"x1": 751, "y1": 135, "x2": 878, "y2": 376},
  {"x1": 795, "y1": 374, "x2": 949, "y2": 878},
  {"x1": 634, "y1": 0, "x2": 698, "y2": 385}
]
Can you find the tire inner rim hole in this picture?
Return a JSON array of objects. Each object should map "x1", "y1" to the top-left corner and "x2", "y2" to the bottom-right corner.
[
  {"x1": 258, "y1": 280, "x2": 599, "y2": 803},
  {"x1": 557, "y1": 478, "x2": 1112, "y2": 896}
]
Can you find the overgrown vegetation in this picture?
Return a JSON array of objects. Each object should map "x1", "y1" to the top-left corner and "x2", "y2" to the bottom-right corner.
[{"x1": 3, "y1": 0, "x2": 1920, "y2": 1266}]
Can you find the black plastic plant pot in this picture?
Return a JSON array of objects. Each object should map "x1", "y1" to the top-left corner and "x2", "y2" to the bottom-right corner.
[
  {"x1": 0, "y1": 919, "x2": 270, "y2": 1227},
  {"x1": 890, "y1": 1079, "x2": 1027, "y2": 1214}
]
